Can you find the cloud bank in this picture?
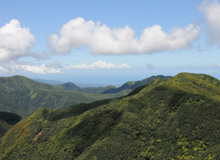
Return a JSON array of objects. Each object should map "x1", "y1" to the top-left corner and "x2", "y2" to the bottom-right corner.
[
  {"x1": 66, "y1": 61, "x2": 130, "y2": 69},
  {"x1": 0, "y1": 19, "x2": 36, "y2": 60},
  {"x1": 0, "y1": 61, "x2": 130, "y2": 74},
  {"x1": 48, "y1": 17, "x2": 200, "y2": 55},
  {"x1": 199, "y1": 0, "x2": 220, "y2": 46},
  {"x1": 0, "y1": 62, "x2": 62, "y2": 74}
]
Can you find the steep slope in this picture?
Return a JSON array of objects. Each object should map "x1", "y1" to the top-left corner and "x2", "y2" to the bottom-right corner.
[
  {"x1": 0, "y1": 75, "x2": 125, "y2": 116},
  {"x1": 0, "y1": 73, "x2": 220, "y2": 159},
  {"x1": 103, "y1": 75, "x2": 172, "y2": 94},
  {"x1": 0, "y1": 111, "x2": 22, "y2": 137}
]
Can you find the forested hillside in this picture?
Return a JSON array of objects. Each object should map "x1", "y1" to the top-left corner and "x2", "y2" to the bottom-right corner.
[
  {"x1": 0, "y1": 73, "x2": 219, "y2": 159},
  {"x1": 0, "y1": 76, "x2": 125, "y2": 116}
]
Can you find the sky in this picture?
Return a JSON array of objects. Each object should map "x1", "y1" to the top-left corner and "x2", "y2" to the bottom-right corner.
[{"x1": 0, "y1": 0, "x2": 220, "y2": 84}]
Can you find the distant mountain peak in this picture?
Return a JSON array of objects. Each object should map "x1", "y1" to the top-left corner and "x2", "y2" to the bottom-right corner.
[{"x1": 57, "y1": 82, "x2": 80, "y2": 91}]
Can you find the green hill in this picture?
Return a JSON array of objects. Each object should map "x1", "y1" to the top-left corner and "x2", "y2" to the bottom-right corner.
[
  {"x1": 0, "y1": 73, "x2": 220, "y2": 159},
  {"x1": 0, "y1": 75, "x2": 126, "y2": 117},
  {"x1": 56, "y1": 82, "x2": 80, "y2": 92},
  {"x1": 103, "y1": 75, "x2": 172, "y2": 94}
]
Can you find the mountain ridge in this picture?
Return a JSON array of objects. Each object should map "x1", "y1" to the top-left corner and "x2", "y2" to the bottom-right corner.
[
  {"x1": 0, "y1": 72, "x2": 219, "y2": 159},
  {"x1": 102, "y1": 75, "x2": 172, "y2": 94},
  {"x1": 57, "y1": 75, "x2": 172, "y2": 94}
]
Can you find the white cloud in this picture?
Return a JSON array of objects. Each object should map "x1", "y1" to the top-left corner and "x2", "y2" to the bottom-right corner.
[
  {"x1": 0, "y1": 66, "x2": 8, "y2": 73},
  {"x1": 0, "y1": 60, "x2": 130, "y2": 74},
  {"x1": 199, "y1": 0, "x2": 220, "y2": 45},
  {"x1": 66, "y1": 61, "x2": 131, "y2": 69},
  {"x1": 0, "y1": 19, "x2": 36, "y2": 60},
  {"x1": 0, "y1": 62, "x2": 61, "y2": 74},
  {"x1": 13, "y1": 64, "x2": 61, "y2": 74},
  {"x1": 48, "y1": 17, "x2": 200, "y2": 55}
]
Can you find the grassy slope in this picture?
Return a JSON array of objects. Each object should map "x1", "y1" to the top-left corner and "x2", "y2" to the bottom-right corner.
[
  {"x1": 0, "y1": 73, "x2": 220, "y2": 159},
  {"x1": 0, "y1": 76, "x2": 125, "y2": 117}
]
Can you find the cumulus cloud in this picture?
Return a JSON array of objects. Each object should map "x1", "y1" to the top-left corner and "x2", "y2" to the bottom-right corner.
[
  {"x1": 0, "y1": 19, "x2": 36, "y2": 60},
  {"x1": 13, "y1": 64, "x2": 61, "y2": 74},
  {"x1": 66, "y1": 61, "x2": 131, "y2": 69},
  {"x1": 199, "y1": 0, "x2": 220, "y2": 45},
  {"x1": 48, "y1": 17, "x2": 200, "y2": 55}
]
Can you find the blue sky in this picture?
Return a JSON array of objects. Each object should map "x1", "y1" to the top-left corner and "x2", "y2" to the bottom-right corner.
[{"x1": 0, "y1": 0, "x2": 220, "y2": 84}]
